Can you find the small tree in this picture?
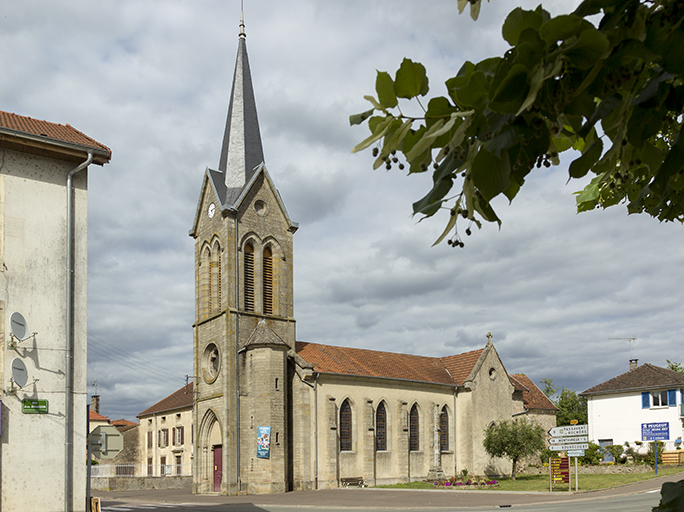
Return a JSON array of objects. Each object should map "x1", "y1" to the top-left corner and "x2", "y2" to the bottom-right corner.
[
  {"x1": 555, "y1": 388, "x2": 588, "y2": 426},
  {"x1": 667, "y1": 360, "x2": 684, "y2": 374},
  {"x1": 483, "y1": 418, "x2": 546, "y2": 480}
]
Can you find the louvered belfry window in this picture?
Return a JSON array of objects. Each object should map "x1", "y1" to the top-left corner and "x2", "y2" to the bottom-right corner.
[
  {"x1": 376, "y1": 402, "x2": 387, "y2": 451},
  {"x1": 244, "y1": 244, "x2": 255, "y2": 312},
  {"x1": 440, "y1": 406, "x2": 449, "y2": 452},
  {"x1": 340, "y1": 399, "x2": 352, "y2": 451},
  {"x1": 409, "y1": 404, "x2": 419, "y2": 451},
  {"x1": 263, "y1": 247, "x2": 273, "y2": 315}
]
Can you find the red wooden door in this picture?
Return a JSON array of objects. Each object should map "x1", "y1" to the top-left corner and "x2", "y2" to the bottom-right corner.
[{"x1": 213, "y1": 445, "x2": 222, "y2": 492}]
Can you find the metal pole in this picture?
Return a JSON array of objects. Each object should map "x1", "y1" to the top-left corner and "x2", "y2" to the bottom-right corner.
[{"x1": 575, "y1": 456, "x2": 578, "y2": 491}]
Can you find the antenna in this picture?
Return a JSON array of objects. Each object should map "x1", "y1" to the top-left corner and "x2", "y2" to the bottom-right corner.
[{"x1": 609, "y1": 338, "x2": 637, "y2": 359}]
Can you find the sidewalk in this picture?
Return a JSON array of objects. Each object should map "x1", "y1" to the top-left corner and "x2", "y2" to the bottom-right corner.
[{"x1": 95, "y1": 471, "x2": 684, "y2": 509}]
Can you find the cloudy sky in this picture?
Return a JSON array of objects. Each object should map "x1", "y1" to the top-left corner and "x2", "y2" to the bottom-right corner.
[{"x1": 3, "y1": 1, "x2": 682, "y2": 421}]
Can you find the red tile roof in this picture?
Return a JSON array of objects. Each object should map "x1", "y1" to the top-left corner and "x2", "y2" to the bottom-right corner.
[
  {"x1": 89, "y1": 409, "x2": 109, "y2": 422},
  {"x1": 510, "y1": 374, "x2": 558, "y2": 411},
  {"x1": 581, "y1": 363, "x2": 684, "y2": 395},
  {"x1": 0, "y1": 110, "x2": 111, "y2": 163},
  {"x1": 138, "y1": 382, "x2": 194, "y2": 417},
  {"x1": 295, "y1": 342, "x2": 485, "y2": 386}
]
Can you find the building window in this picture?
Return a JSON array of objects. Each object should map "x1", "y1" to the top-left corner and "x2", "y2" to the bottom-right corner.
[
  {"x1": 200, "y1": 245, "x2": 211, "y2": 320},
  {"x1": 147, "y1": 430, "x2": 153, "y2": 449},
  {"x1": 147, "y1": 458, "x2": 153, "y2": 476},
  {"x1": 263, "y1": 247, "x2": 273, "y2": 315},
  {"x1": 176, "y1": 455, "x2": 182, "y2": 475},
  {"x1": 340, "y1": 399, "x2": 352, "y2": 451},
  {"x1": 376, "y1": 402, "x2": 387, "y2": 451},
  {"x1": 645, "y1": 389, "x2": 677, "y2": 408},
  {"x1": 440, "y1": 406, "x2": 449, "y2": 452},
  {"x1": 173, "y1": 426, "x2": 184, "y2": 446},
  {"x1": 244, "y1": 244, "x2": 255, "y2": 311},
  {"x1": 409, "y1": 404, "x2": 419, "y2": 452},
  {"x1": 160, "y1": 456, "x2": 167, "y2": 476},
  {"x1": 211, "y1": 240, "x2": 221, "y2": 314},
  {"x1": 158, "y1": 428, "x2": 169, "y2": 448}
]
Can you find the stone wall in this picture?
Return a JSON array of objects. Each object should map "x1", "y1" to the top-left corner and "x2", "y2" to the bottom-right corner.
[{"x1": 92, "y1": 476, "x2": 191, "y2": 492}]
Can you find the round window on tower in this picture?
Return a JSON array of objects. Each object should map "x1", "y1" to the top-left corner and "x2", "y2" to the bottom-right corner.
[{"x1": 203, "y1": 343, "x2": 220, "y2": 384}]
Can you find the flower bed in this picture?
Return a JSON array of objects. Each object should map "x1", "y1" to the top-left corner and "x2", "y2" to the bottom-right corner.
[{"x1": 433, "y1": 477, "x2": 499, "y2": 489}]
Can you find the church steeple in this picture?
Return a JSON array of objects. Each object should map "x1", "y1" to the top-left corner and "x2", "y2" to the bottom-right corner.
[{"x1": 218, "y1": 15, "x2": 265, "y2": 190}]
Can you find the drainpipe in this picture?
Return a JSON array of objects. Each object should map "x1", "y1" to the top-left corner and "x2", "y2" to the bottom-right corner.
[
  {"x1": 234, "y1": 213, "x2": 240, "y2": 492},
  {"x1": 453, "y1": 387, "x2": 457, "y2": 474},
  {"x1": 65, "y1": 151, "x2": 92, "y2": 512},
  {"x1": 314, "y1": 374, "x2": 318, "y2": 489}
]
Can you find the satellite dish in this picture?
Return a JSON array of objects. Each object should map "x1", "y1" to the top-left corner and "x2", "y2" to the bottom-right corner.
[
  {"x1": 10, "y1": 358, "x2": 28, "y2": 388},
  {"x1": 10, "y1": 312, "x2": 28, "y2": 340}
]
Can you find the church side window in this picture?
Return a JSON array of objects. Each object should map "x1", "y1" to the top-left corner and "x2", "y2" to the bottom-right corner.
[
  {"x1": 376, "y1": 402, "x2": 387, "y2": 451},
  {"x1": 409, "y1": 404, "x2": 419, "y2": 451},
  {"x1": 263, "y1": 247, "x2": 273, "y2": 315},
  {"x1": 439, "y1": 406, "x2": 449, "y2": 452},
  {"x1": 211, "y1": 240, "x2": 221, "y2": 315},
  {"x1": 244, "y1": 244, "x2": 255, "y2": 311},
  {"x1": 200, "y1": 245, "x2": 211, "y2": 320},
  {"x1": 340, "y1": 399, "x2": 352, "y2": 451}
]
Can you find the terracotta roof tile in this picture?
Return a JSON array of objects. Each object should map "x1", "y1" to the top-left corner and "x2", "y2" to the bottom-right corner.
[
  {"x1": 137, "y1": 382, "x2": 194, "y2": 417},
  {"x1": 510, "y1": 374, "x2": 558, "y2": 411},
  {"x1": 295, "y1": 342, "x2": 484, "y2": 386},
  {"x1": 582, "y1": 363, "x2": 684, "y2": 395},
  {"x1": 89, "y1": 410, "x2": 109, "y2": 422},
  {"x1": 439, "y1": 349, "x2": 485, "y2": 385},
  {"x1": 0, "y1": 110, "x2": 111, "y2": 160}
]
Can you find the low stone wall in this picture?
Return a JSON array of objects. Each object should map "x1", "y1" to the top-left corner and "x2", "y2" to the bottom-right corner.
[
  {"x1": 520, "y1": 464, "x2": 664, "y2": 475},
  {"x1": 91, "y1": 476, "x2": 192, "y2": 492}
]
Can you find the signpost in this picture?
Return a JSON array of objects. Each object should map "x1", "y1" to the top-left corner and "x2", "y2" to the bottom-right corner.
[
  {"x1": 642, "y1": 422, "x2": 670, "y2": 475},
  {"x1": 548, "y1": 424, "x2": 588, "y2": 491},
  {"x1": 22, "y1": 399, "x2": 48, "y2": 414}
]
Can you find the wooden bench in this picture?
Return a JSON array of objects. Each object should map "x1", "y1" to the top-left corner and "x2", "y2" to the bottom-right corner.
[{"x1": 341, "y1": 477, "x2": 366, "y2": 488}]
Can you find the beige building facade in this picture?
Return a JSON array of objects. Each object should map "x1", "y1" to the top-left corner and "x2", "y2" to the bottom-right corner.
[
  {"x1": 0, "y1": 110, "x2": 110, "y2": 511},
  {"x1": 190, "y1": 22, "x2": 556, "y2": 496}
]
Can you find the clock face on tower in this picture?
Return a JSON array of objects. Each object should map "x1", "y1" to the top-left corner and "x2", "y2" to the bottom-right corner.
[{"x1": 207, "y1": 203, "x2": 215, "y2": 218}]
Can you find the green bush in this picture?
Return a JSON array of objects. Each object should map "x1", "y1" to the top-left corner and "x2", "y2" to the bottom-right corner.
[
  {"x1": 606, "y1": 444, "x2": 625, "y2": 464},
  {"x1": 647, "y1": 441, "x2": 665, "y2": 467},
  {"x1": 578, "y1": 442, "x2": 603, "y2": 465}
]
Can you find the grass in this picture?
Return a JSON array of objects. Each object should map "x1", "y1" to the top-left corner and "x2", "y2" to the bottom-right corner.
[{"x1": 375, "y1": 467, "x2": 684, "y2": 492}]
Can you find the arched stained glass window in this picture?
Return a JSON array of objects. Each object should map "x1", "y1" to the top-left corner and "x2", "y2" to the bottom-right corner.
[
  {"x1": 440, "y1": 406, "x2": 449, "y2": 452},
  {"x1": 340, "y1": 399, "x2": 352, "y2": 451},
  {"x1": 376, "y1": 402, "x2": 387, "y2": 451},
  {"x1": 409, "y1": 404, "x2": 419, "y2": 452}
]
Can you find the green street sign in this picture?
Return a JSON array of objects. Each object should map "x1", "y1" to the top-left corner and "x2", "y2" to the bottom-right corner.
[{"x1": 22, "y1": 399, "x2": 48, "y2": 414}]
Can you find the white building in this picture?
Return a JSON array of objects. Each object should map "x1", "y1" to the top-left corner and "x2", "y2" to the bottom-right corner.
[
  {"x1": 581, "y1": 359, "x2": 684, "y2": 458},
  {"x1": 0, "y1": 110, "x2": 110, "y2": 512}
]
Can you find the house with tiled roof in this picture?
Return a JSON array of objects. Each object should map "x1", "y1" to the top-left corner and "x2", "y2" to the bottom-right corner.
[
  {"x1": 510, "y1": 373, "x2": 558, "y2": 432},
  {"x1": 581, "y1": 359, "x2": 684, "y2": 458},
  {"x1": 0, "y1": 109, "x2": 110, "y2": 511},
  {"x1": 138, "y1": 383, "x2": 194, "y2": 477},
  {"x1": 187, "y1": 16, "x2": 556, "y2": 496}
]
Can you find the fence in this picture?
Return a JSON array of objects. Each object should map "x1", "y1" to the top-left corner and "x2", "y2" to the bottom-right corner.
[{"x1": 91, "y1": 463, "x2": 192, "y2": 478}]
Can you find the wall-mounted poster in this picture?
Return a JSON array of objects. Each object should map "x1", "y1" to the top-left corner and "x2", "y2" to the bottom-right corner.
[{"x1": 257, "y1": 426, "x2": 271, "y2": 459}]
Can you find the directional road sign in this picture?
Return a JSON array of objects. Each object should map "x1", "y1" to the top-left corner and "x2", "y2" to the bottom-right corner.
[
  {"x1": 548, "y1": 424, "x2": 588, "y2": 437},
  {"x1": 549, "y1": 436, "x2": 588, "y2": 445},
  {"x1": 549, "y1": 443, "x2": 589, "y2": 451}
]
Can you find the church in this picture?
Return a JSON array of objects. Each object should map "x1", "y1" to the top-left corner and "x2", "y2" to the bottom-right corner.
[{"x1": 188, "y1": 18, "x2": 556, "y2": 495}]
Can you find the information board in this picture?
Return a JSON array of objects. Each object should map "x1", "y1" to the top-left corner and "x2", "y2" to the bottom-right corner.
[
  {"x1": 22, "y1": 399, "x2": 48, "y2": 414},
  {"x1": 550, "y1": 457, "x2": 569, "y2": 484},
  {"x1": 642, "y1": 422, "x2": 670, "y2": 441}
]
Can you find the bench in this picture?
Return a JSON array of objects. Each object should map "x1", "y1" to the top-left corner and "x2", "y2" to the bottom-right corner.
[{"x1": 341, "y1": 477, "x2": 366, "y2": 488}]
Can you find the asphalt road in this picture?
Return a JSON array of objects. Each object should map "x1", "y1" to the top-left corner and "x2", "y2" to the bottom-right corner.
[{"x1": 96, "y1": 471, "x2": 684, "y2": 512}]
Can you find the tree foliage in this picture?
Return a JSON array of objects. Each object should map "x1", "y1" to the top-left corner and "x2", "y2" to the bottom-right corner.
[
  {"x1": 555, "y1": 387, "x2": 588, "y2": 426},
  {"x1": 667, "y1": 359, "x2": 684, "y2": 373},
  {"x1": 351, "y1": 0, "x2": 684, "y2": 247},
  {"x1": 482, "y1": 418, "x2": 546, "y2": 479},
  {"x1": 540, "y1": 377, "x2": 558, "y2": 400}
]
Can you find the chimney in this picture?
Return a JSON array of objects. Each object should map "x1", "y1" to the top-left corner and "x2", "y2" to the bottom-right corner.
[
  {"x1": 629, "y1": 359, "x2": 638, "y2": 371},
  {"x1": 91, "y1": 395, "x2": 100, "y2": 414}
]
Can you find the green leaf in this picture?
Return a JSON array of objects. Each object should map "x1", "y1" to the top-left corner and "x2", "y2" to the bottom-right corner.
[
  {"x1": 563, "y1": 28, "x2": 610, "y2": 69},
  {"x1": 491, "y1": 64, "x2": 529, "y2": 104},
  {"x1": 349, "y1": 109, "x2": 374, "y2": 126},
  {"x1": 538, "y1": 14, "x2": 589, "y2": 45},
  {"x1": 502, "y1": 7, "x2": 547, "y2": 46},
  {"x1": 412, "y1": 175, "x2": 454, "y2": 217},
  {"x1": 376, "y1": 71, "x2": 398, "y2": 109},
  {"x1": 351, "y1": 116, "x2": 394, "y2": 153},
  {"x1": 395, "y1": 58, "x2": 429, "y2": 99},
  {"x1": 569, "y1": 138, "x2": 603, "y2": 179},
  {"x1": 432, "y1": 209, "x2": 458, "y2": 246},
  {"x1": 471, "y1": 147, "x2": 511, "y2": 201}
]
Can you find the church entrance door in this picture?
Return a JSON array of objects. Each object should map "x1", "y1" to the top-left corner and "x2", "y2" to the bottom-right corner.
[{"x1": 213, "y1": 445, "x2": 223, "y2": 492}]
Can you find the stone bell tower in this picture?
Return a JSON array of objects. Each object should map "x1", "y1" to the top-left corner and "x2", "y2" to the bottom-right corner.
[{"x1": 190, "y1": 14, "x2": 298, "y2": 495}]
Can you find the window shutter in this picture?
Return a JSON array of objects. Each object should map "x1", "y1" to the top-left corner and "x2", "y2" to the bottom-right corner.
[
  {"x1": 158, "y1": 429, "x2": 161, "y2": 447},
  {"x1": 244, "y1": 245, "x2": 255, "y2": 311},
  {"x1": 172, "y1": 427, "x2": 176, "y2": 446},
  {"x1": 668, "y1": 389, "x2": 676, "y2": 406},
  {"x1": 181, "y1": 426, "x2": 185, "y2": 446},
  {"x1": 147, "y1": 430, "x2": 153, "y2": 449},
  {"x1": 263, "y1": 247, "x2": 273, "y2": 315},
  {"x1": 642, "y1": 391, "x2": 650, "y2": 409}
]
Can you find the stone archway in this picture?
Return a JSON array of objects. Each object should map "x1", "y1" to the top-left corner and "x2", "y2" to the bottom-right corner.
[{"x1": 196, "y1": 409, "x2": 222, "y2": 494}]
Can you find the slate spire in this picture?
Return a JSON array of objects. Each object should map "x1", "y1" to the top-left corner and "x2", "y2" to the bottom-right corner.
[{"x1": 218, "y1": 13, "x2": 265, "y2": 190}]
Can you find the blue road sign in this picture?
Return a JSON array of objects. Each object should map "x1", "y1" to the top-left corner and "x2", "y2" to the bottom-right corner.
[{"x1": 642, "y1": 422, "x2": 670, "y2": 441}]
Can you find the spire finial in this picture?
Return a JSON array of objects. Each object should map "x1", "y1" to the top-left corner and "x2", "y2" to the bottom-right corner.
[{"x1": 239, "y1": 1, "x2": 246, "y2": 39}]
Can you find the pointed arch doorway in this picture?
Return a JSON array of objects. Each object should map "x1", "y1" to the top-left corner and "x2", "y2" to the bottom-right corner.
[{"x1": 198, "y1": 410, "x2": 223, "y2": 493}]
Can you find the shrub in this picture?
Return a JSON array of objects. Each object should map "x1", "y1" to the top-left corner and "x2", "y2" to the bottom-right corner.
[
  {"x1": 578, "y1": 442, "x2": 603, "y2": 465},
  {"x1": 647, "y1": 441, "x2": 665, "y2": 467}
]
